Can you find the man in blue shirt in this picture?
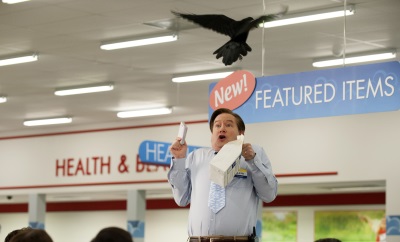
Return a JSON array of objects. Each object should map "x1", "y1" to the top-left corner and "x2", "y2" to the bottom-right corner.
[{"x1": 168, "y1": 108, "x2": 278, "y2": 242}]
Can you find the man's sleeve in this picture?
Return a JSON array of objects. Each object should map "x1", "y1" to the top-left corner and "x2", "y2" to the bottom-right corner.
[
  {"x1": 246, "y1": 145, "x2": 278, "y2": 203},
  {"x1": 167, "y1": 155, "x2": 192, "y2": 207}
]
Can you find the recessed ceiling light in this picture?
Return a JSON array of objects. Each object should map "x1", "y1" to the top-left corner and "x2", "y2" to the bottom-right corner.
[
  {"x1": 117, "y1": 107, "x2": 172, "y2": 118},
  {"x1": 0, "y1": 53, "x2": 38, "y2": 67},
  {"x1": 0, "y1": 96, "x2": 7, "y2": 103},
  {"x1": 55, "y1": 82, "x2": 114, "y2": 96},
  {"x1": 100, "y1": 33, "x2": 178, "y2": 50},
  {"x1": 261, "y1": 5, "x2": 355, "y2": 28},
  {"x1": 24, "y1": 117, "x2": 72, "y2": 126},
  {"x1": 172, "y1": 70, "x2": 235, "y2": 83},
  {"x1": 313, "y1": 49, "x2": 397, "y2": 67},
  {"x1": 2, "y1": 0, "x2": 30, "y2": 4}
]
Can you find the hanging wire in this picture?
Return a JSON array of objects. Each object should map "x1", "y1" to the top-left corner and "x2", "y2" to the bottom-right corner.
[
  {"x1": 342, "y1": 0, "x2": 348, "y2": 67},
  {"x1": 261, "y1": 0, "x2": 266, "y2": 76},
  {"x1": 176, "y1": 82, "x2": 180, "y2": 106},
  {"x1": 174, "y1": 17, "x2": 181, "y2": 107}
]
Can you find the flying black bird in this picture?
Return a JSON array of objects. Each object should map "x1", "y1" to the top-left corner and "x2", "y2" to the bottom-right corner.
[{"x1": 172, "y1": 7, "x2": 288, "y2": 66}]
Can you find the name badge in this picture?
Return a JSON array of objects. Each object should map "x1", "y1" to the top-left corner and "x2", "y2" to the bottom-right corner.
[{"x1": 235, "y1": 168, "x2": 248, "y2": 178}]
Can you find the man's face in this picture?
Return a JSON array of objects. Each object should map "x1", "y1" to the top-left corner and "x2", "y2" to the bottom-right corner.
[{"x1": 211, "y1": 113, "x2": 243, "y2": 151}]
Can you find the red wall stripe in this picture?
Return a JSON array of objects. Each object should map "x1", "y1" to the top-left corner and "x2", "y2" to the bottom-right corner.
[
  {"x1": 0, "y1": 203, "x2": 28, "y2": 213},
  {"x1": 0, "y1": 192, "x2": 384, "y2": 213},
  {"x1": 276, "y1": 171, "x2": 337, "y2": 177},
  {"x1": 0, "y1": 180, "x2": 169, "y2": 190},
  {"x1": 0, "y1": 172, "x2": 338, "y2": 190},
  {"x1": 265, "y1": 192, "x2": 385, "y2": 207},
  {"x1": 46, "y1": 200, "x2": 127, "y2": 212}
]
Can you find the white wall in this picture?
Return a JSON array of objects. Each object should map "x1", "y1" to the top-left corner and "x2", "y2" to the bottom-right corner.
[{"x1": 1, "y1": 110, "x2": 399, "y2": 195}]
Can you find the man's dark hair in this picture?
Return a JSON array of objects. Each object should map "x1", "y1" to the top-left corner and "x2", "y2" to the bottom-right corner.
[
  {"x1": 209, "y1": 108, "x2": 245, "y2": 133},
  {"x1": 315, "y1": 238, "x2": 342, "y2": 242},
  {"x1": 5, "y1": 227, "x2": 33, "y2": 242},
  {"x1": 8, "y1": 229, "x2": 53, "y2": 242},
  {"x1": 91, "y1": 227, "x2": 133, "y2": 242}
]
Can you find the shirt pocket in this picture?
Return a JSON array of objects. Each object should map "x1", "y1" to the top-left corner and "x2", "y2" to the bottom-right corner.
[
  {"x1": 227, "y1": 175, "x2": 251, "y2": 188},
  {"x1": 227, "y1": 161, "x2": 251, "y2": 188}
]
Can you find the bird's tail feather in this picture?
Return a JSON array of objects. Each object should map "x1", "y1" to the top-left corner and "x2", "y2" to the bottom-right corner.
[{"x1": 213, "y1": 41, "x2": 252, "y2": 66}]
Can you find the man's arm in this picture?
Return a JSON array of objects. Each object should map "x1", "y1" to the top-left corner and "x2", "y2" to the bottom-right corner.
[
  {"x1": 167, "y1": 157, "x2": 192, "y2": 207},
  {"x1": 168, "y1": 137, "x2": 191, "y2": 206},
  {"x1": 246, "y1": 145, "x2": 278, "y2": 203}
]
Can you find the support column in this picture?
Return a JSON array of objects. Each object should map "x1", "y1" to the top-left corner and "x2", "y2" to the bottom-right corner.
[
  {"x1": 256, "y1": 201, "x2": 263, "y2": 240},
  {"x1": 297, "y1": 207, "x2": 314, "y2": 242},
  {"x1": 28, "y1": 194, "x2": 46, "y2": 229},
  {"x1": 386, "y1": 177, "x2": 400, "y2": 242},
  {"x1": 127, "y1": 190, "x2": 146, "y2": 242}
]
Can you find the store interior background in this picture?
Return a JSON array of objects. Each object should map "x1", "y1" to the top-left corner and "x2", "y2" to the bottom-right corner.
[{"x1": 0, "y1": 0, "x2": 399, "y2": 241}]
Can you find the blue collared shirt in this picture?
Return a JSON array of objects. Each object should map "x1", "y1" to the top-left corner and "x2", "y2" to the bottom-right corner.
[{"x1": 167, "y1": 144, "x2": 278, "y2": 236}]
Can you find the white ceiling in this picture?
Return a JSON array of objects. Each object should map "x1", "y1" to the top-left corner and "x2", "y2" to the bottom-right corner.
[
  {"x1": 1, "y1": 0, "x2": 399, "y2": 136},
  {"x1": 0, "y1": 0, "x2": 396, "y2": 202}
]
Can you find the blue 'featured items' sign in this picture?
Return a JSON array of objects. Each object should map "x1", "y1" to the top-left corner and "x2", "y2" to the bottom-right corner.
[
  {"x1": 208, "y1": 61, "x2": 400, "y2": 123},
  {"x1": 138, "y1": 140, "x2": 202, "y2": 166}
]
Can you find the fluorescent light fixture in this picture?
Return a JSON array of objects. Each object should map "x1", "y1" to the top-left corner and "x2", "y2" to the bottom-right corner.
[
  {"x1": 0, "y1": 96, "x2": 7, "y2": 103},
  {"x1": 100, "y1": 33, "x2": 178, "y2": 50},
  {"x1": 313, "y1": 49, "x2": 397, "y2": 68},
  {"x1": 2, "y1": 0, "x2": 30, "y2": 3},
  {"x1": 24, "y1": 117, "x2": 72, "y2": 126},
  {"x1": 0, "y1": 53, "x2": 38, "y2": 67},
  {"x1": 262, "y1": 5, "x2": 355, "y2": 28},
  {"x1": 55, "y1": 82, "x2": 114, "y2": 96},
  {"x1": 172, "y1": 70, "x2": 235, "y2": 83},
  {"x1": 117, "y1": 107, "x2": 172, "y2": 118}
]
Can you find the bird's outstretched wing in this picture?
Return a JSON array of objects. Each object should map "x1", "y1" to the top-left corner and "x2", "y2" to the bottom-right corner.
[
  {"x1": 249, "y1": 14, "x2": 281, "y2": 28},
  {"x1": 244, "y1": 5, "x2": 289, "y2": 32},
  {"x1": 172, "y1": 11, "x2": 239, "y2": 37},
  {"x1": 172, "y1": 6, "x2": 288, "y2": 66}
]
